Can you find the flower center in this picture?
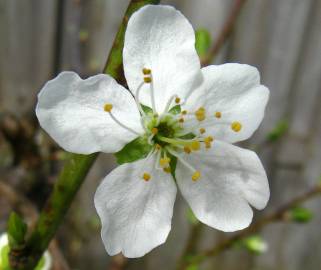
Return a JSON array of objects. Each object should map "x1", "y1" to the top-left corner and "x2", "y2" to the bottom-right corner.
[{"x1": 103, "y1": 68, "x2": 244, "y2": 182}]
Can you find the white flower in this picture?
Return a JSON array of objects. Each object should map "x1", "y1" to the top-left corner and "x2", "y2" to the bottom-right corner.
[
  {"x1": 36, "y1": 5, "x2": 270, "y2": 258},
  {"x1": 0, "y1": 233, "x2": 52, "y2": 270}
]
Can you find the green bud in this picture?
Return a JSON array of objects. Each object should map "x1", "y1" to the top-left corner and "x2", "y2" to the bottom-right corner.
[
  {"x1": 195, "y1": 29, "x2": 211, "y2": 58},
  {"x1": 242, "y1": 235, "x2": 267, "y2": 255},
  {"x1": 266, "y1": 120, "x2": 289, "y2": 142},
  {"x1": 7, "y1": 212, "x2": 27, "y2": 248},
  {"x1": 290, "y1": 207, "x2": 313, "y2": 223}
]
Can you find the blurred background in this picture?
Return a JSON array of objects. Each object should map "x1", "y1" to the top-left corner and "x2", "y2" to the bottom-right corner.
[{"x1": 0, "y1": 0, "x2": 321, "y2": 269}]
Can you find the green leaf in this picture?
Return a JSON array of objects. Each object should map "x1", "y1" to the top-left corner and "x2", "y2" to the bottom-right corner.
[
  {"x1": 195, "y1": 28, "x2": 211, "y2": 58},
  {"x1": 114, "y1": 137, "x2": 152, "y2": 164},
  {"x1": 266, "y1": 120, "x2": 289, "y2": 142},
  {"x1": 141, "y1": 104, "x2": 153, "y2": 115},
  {"x1": 168, "y1": 105, "x2": 181, "y2": 115},
  {"x1": 186, "y1": 208, "x2": 199, "y2": 225},
  {"x1": 290, "y1": 207, "x2": 313, "y2": 223},
  {"x1": 7, "y1": 212, "x2": 27, "y2": 248},
  {"x1": 242, "y1": 235, "x2": 267, "y2": 255}
]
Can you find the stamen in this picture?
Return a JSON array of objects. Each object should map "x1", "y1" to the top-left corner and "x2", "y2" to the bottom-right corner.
[
  {"x1": 190, "y1": 141, "x2": 200, "y2": 151},
  {"x1": 158, "y1": 136, "x2": 200, "y2": 149},
  {"x1": 199, "y1": 128, "x2": 206, "y2": 134},
  {"x1": 195, "y1": 107, "x2": 206, "y2": 121},
  {"x1": 148, "y1": 73, "x2": 157, "y2": 113},
  {"x1": 231, "y1": 121, "x2": 242, "y2": 132},
  {"x1": 192, "y1": 171, "x2": 201, "y2": 181},
  {"x1": 205, "y1": 142, "x2": 211, "y2": 149},
  {"x1": 104, "y1": 104, "x2": 140, "y2": 135},
  {"x1": 162, "y1": 95, "x2": 179, "y2": 115},
  {"x1": 215, "y1": 111, "x2": 222, "y2": 118},
  {"x1": 163, "y1": 167, "x2": 171, "y2": 173},
  {"x1": 142, "y1": 68, "x2": 151, "y2": 75},
  {"x1": 144, "y1": 77, "x2": 152, "y2": 83},
  {"x1": 104, "y1": 103, "x2": 113, "y2": 112},
  {"x1": 142, "y1": 172, "x2": 151, "y2": 181},
  {"x1": 151, "y1": 127, "x2": 158, "y2": 135},
  {"x1": 159, "y1": 157, "x2": 171, "y2": 167},
  {"x1": 134, "y1": 81, "x2": 147, "y2": 117},
  {"x1": 167, "y1": 148, "x2": 200, "y2": 181},
  {"x1": 204, "y1": 136, "x2": 214, "y2": 143},
  {"x1": 178, "y1": 118, "x2": 184, "y2": 123},
  {"x1": 175, "y1": 97, "x2": 181, "y2": 104},
  {"x1": 181, "y1": 110, "x2": 187, "y2": 115},
  {"x1": 184, "y1": 146, "x2": 191, "y2": 154}
]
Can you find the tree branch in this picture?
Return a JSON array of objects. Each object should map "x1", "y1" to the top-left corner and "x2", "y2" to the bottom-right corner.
[
  {"x1": 182, "y1": 183, "x2": 321, "y2": 269},
  {"x1": 201, "y1": 0, "x2": 248, "y2": 66}
]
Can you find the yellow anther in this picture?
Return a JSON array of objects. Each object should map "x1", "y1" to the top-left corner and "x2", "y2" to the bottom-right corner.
[
  {"x1": 159, "y1": 157, "x2": 171, "y2": 167},
  {"x1": 175, "y1": 97, "x2": 181, "y2": 104},
  {"x1": 181, "y1": 110, "x2": 187, "y2": 115},
  {"x1": 231, "y1": 121, "x2": 242, "y2": 132},
  {"x1": 215, "y1": 111, "x2": 222, "y2": 118},
  {"x1": 163, "y1": 167, "x2": 171, "y2": 173},
  {"x1": 205, "y1": 141, "x2": 211, "y2": 149},
  {"x1": 143, "y1": 173, "x2": 151, "y2": 181},
  {"x1": 104, "y1": 103, "x2": 113, "y2": 112},
  {"x1": 204, "y1": 136, "x2": 214, "y2": 143},
  {"x1": 199, "y1": 128, "x2": 206, "y2": 134},
  {"x1": 151, "y1": 127, "x2": 158, "y2": 135},
  {"x1": 144, "y1": 76, "x2": 152, "y2": 83},
  {"x1": 192, "y1": 171, "x2": 201, "y2": 181},
  {"x1": 178, "y1": 118, "x2": 184, "y2": 123},
  {"x1": 155, "y1": 144, "x2": 161, "y2": 150},
  {"x1": 198, "y1": 107, "x2": 205, "y2": 112},
  {"x1": 142, "y1": 68, "x2": 151, "y2": 75},
  {"x1": 195, "y1": 107, "x2": 206, "y2": 121},
  {"x1": 190, "y1": 141, "x2": 200, "y2": 151},
  {"x1": 184, "y1": 146, "x2": 191, "y2": 154}
]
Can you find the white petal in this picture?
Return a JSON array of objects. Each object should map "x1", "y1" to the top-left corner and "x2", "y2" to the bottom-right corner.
[
  {"x1": 94, "y1": 154, "x2": 177, "y2": 258},
  {"x1": 36, "y1": 72, "x2": 143, "y2": 154},
  {"x1": 184, "y1": 64, "x2": 269, "y2": 143},
  {"x1": 176, "y1": 141, "x2": 269, "y2": 232},
  {"x1": 123, "y1": 5, "x2": 201, "y2": 113}
]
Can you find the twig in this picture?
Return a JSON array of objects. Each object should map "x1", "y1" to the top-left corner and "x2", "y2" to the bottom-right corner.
[
  {"x1": 182, "y1": 184, "x2": 321, "y2": 269},
  {"x1": 201, "y1": 0, "x2": 248, "y2": 66},
  {"x1": 0, "y1": 180, "x2": 70, "y2": 270}
]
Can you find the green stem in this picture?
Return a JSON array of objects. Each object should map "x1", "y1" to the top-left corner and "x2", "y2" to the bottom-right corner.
[{"x1": 8, "y1": 1, "x2": 160, "y2": 269}]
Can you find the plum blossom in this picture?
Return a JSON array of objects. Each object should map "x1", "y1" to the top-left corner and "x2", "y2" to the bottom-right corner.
[{"x1": 36, "y1": 5, "x2": 270, "y2": 258}]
